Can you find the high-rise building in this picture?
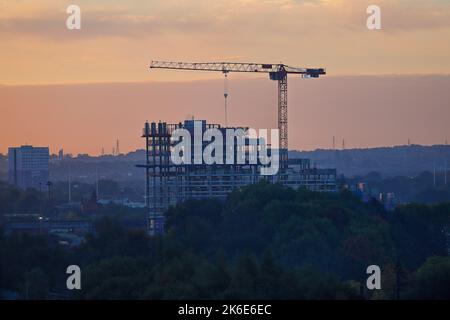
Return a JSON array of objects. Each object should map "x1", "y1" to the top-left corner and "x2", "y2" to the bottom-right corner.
[
  {"x1": 8, "y1": 145, "x2": 49, "y2": 190},
  {"x1": 139, "y1": 120, "x2": 337, "y2": 236}
]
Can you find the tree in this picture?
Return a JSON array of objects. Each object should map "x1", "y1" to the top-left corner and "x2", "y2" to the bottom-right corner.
[
  {"x1": 408, "y1": 257, "x2": 450, "y2": 299},
  {"x1": 22, "y1": 268, "x2": 49, "y2": 299}
]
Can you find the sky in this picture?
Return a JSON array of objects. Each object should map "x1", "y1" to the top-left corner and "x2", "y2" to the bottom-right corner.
[{"x1": 1, "y1": 0, "x2": 450, "y2": 154}]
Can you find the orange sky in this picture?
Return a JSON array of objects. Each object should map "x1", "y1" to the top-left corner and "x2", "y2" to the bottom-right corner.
[
  {"x1": 1, "y1": 76, "x2": 450, "y2": 155},
  {"x1": 1, "y1": 1, "x2": 450, "y2": 154}
]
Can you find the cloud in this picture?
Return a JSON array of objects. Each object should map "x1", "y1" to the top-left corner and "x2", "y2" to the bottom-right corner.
[
  {"x1": 382, "y1": 0, "x2": 450, "y2": 31},
  {"x1": 1, "y1": 0, "x2": 450, "y2": 85},
  {"x1": 1, "y1": 0, "x2": 449, "y2": 41},
  {"x1": 0, "y1": 12, "x2": 216, "y2": 41}
]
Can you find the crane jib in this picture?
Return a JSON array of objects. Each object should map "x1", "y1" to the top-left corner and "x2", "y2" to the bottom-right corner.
[
  {"x1": 149, "y1": 60, "x2": 326, "y2": 166},
  {"x1": 149, "y1": 61, "x2": 325, "y2": 77}
]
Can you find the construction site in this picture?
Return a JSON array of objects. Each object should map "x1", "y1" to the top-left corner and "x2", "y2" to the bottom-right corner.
[{"x1": 139, "y1": 61, "x2": 337, "y2": 235}]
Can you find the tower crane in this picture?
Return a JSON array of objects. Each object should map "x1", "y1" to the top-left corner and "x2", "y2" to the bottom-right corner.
[{"x1": 149, "y1": 61, "x2": 326, "y2": 167}]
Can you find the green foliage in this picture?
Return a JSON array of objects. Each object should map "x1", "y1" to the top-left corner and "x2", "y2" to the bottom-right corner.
[
  {"x1": 164, "y1": 183, "x2": 396, "y2": 281},
  {"x1": 22, "y1": 268, "x2": 50, "y2": 299},
  {"x1": 0, "y1": 233, "x2": 71, "y2": 297},
  {"x1": 0, "y1": 181, "x2": 41, "y2": 214},
  {"x1": 407, "y1": 257, "x2": 450, "y2": 299},
  {"x1": 1, "y1": 182, "x2": 449, "y2": 299},
  {"x1": 391, "y1": 203, "x2": 449, "y2": 270}
]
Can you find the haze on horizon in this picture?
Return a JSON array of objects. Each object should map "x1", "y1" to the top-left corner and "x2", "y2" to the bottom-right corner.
[{"x1": 1, "y1": 0, "x2": 450, "y2": 155}]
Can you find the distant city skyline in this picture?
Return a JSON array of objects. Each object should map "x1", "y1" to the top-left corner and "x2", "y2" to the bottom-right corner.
[{"x1": 2, "y1": 141, "x2": 450, "y2": 158}]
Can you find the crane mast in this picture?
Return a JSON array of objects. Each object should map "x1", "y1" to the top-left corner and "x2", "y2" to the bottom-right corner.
[{"x1": 149, "y1": 61, "x2": 326, "y2": 169}]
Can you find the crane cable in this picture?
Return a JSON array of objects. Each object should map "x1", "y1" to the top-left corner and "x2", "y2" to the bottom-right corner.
[{"x1": 224, "y1": 72, "x2": 229, "y2": 127}]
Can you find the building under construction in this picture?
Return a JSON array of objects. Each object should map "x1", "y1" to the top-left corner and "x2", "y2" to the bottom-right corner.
[{"x1": 138, "y1": 119, "x2": 337, "y2": 236}]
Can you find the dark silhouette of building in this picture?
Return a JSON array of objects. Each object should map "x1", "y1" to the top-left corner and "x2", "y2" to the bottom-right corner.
[{"x1": 8, "y1": 145, "x2": 49, "y2": 190}]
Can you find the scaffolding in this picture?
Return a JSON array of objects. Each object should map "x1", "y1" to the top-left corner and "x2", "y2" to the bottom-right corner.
[{"x1": 138, "y1": 120, "x2": 337, "y2": 236}]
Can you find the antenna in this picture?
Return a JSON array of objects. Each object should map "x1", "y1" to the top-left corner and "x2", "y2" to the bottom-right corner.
[
  {"x1": 116, "y1": 139, "x2": 120, "y2": 156},
  {"x1": 332, "y1": 136, "x2": 335, "y2": 150},
  {"x1": 342, "y1": 138, "x2": 345, "y2": 150}
]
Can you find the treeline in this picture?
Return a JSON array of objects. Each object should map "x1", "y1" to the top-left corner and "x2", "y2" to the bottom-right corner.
[
  {"x1": 0, "y1": 181, "x2": 43, "y2": 216},
  {"x1": 0, "y1": 180, "x2": 147, "y2": 227},
  {"x1": 0, "y1": 179, "x2": 144, "y2": 214},
  {"x1": 1, "y1": 182, "x2": 449, "y2": 299},
  {"x1": 292, "y1": 144, "x2": 450, "y2": 177},
  {"x1": 348, "y1": 171, "x2": 450, "y2": 204}
]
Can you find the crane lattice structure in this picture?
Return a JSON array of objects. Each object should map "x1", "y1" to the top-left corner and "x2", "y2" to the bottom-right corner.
[{"x1": 150, "y1": 61, "x2": 326, "y2": 167}]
